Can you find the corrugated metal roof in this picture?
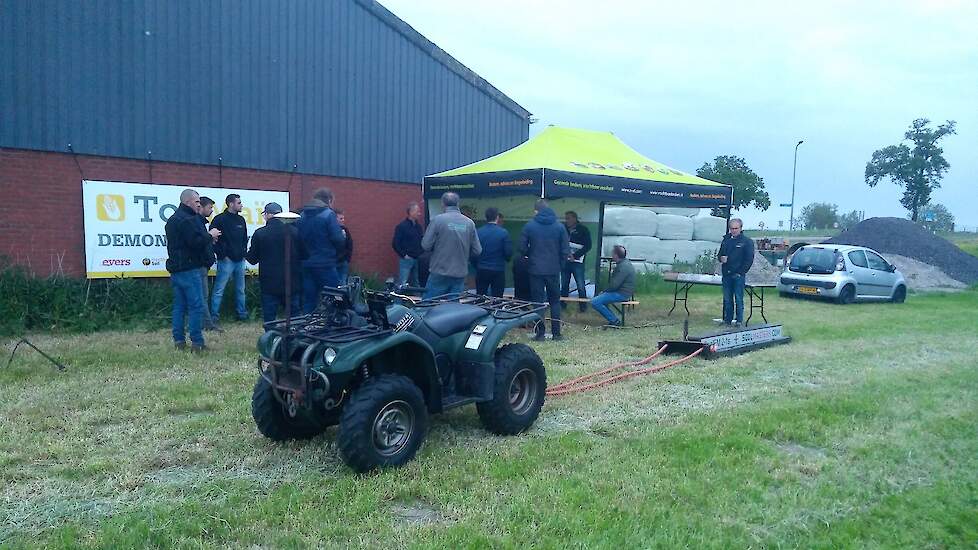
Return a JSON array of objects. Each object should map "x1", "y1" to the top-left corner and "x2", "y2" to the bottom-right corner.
[{"x1": 0, "y1": 0, "x2": 531, "y2": 183}]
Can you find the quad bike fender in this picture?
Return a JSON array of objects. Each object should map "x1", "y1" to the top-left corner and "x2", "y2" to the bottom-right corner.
[
  {"x1": 335, "y1": 332, "x2": 443, "y2": 413},
  {"x1": 457, "y1": 314, "x2": 540, "y2": 364}
]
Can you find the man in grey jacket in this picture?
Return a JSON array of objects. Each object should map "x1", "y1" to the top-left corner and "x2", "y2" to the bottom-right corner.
[
  {"x1": 421, "y1": 192, "x2": 482, "y2": 299},
  {"x1": 591, "y1": 245, "x2": 635, "y2": 327}
]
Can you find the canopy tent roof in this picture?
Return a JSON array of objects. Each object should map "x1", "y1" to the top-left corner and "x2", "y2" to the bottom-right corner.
[{"x1": 423, "y1": 126, "x2": 732, "y2": 208}]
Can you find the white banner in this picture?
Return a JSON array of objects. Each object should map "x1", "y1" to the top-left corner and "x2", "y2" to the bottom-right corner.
[{"x1": 82, "y1": 180, "x2": 289, "y2": 278}]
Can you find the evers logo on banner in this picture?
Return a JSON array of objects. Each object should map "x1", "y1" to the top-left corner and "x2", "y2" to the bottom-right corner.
[{"x1": 82, "y1": 180, "x2": 289, "y2": 279}]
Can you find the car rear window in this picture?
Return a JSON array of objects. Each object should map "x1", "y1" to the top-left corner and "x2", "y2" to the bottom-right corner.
[{"x1": 789, "y1": 247, "x2": 837, "y2": 274}]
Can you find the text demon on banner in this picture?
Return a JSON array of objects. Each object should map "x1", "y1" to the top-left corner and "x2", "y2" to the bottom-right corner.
[{"x1": 82, "y1": 180, "x2": 289, "y2": 278}]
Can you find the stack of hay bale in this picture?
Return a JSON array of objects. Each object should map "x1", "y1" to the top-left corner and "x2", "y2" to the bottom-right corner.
[{"x1": 601, "y1": 207, "x2": 727, "y2": 273}]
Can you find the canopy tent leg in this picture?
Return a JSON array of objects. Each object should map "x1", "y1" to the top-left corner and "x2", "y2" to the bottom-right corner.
[{"x1": 594, "y1": 201, "x2": 606, "y2": 294}]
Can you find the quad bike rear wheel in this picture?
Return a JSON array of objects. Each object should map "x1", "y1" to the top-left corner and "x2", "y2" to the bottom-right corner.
[
  {"x1": 477, "y1": 343, "x2": 546, "y2": 435},
  {"x1": 337, "y1": 375, "x2": 429, "y2": 473},
  {"x1": 252, "y1": 376, "x2": 327, "y2": 441}
]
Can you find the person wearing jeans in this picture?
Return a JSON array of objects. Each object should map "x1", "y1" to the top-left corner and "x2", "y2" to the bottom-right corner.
[
  {"x1": 246, "y1": 202, "x2": 302, "y2": 325},
  {"x1": 590, "y1": 245, "x2": 635, "y2": 326},
  {"x1": 421, "y1": 193, "x2": 481, "y2": 300},
  {"x1": 210, "y1": 193, "x2": 250, "y2": 322},
  {"x1": 717, "y1": 217, "x2": 754, "y2": 326},
  {"x1": 164, "y1": 188, "x2": 221, "y2": 352},
  {"x1": 196, "y1": 195, "x2": 219, "y2": 331},
  {"x1": 475, "y1": 207, "x2": 512, "y2": 297},
  {"x1": 172, "y1": 269, "x2": 205, "y2": 347},
  {"x1": 210, "y1": 258, "x2": 247, "y2": 321},
  {"x1": 392, "y1": 202, "x2": 424, "y2": 287}
]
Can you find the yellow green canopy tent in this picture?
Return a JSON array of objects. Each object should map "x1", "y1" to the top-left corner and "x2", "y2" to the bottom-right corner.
[{"x1": 424, "y1": 126, "x2": 732, "y2": 208}]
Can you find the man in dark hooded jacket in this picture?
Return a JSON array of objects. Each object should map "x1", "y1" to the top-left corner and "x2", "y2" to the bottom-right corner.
[
  {"x1": 519, "y1": 199, "x2": 570, "y2": 341},
  {"x1": 296, "y1": 187, "x2": 346, "y2": 313},
  {"x1": 246, "y1": 202, "x2": 301, "y2": 324}
]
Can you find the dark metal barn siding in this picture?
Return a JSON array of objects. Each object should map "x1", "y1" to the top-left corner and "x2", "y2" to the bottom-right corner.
[{"x1": 0, "y1": 0, "x2": 530, "y2": 183}]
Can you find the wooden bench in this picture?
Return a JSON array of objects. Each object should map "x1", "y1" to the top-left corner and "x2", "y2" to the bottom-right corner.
[{"x1": 559, "y1": 296, "x2": 640, "y2": 325}]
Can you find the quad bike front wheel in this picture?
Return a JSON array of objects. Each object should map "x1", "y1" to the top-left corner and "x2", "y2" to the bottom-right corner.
[
  {"x1": 477, "y1": 343, "x2": 547, "y2": 435},
  {"x1": 252, "y1": 376, "x2": 327, "y2": 441},
  {"x1": 337, "y1": 375, "x2": 429, "y2": 473}
]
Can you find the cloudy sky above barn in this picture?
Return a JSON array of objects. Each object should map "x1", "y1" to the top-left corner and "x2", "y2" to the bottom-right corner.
[{"x1": 383, "y1": 0, "x2": 978, "y2": 229}]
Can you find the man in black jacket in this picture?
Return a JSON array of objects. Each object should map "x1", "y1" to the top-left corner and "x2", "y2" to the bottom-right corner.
[
  {"x1": 392, "y1": 202, "x2": 424, "y2": 287},
  {"x1": 210, "y1": 193, "x2": 249, "y2": 323},
  {"x1": 520, "y1": 199, "x2": 570, "y2": 341},
  {"x1": 716, "y1": 218, "x2": 754, "y2": 326},
  {"x1": 246, "y1": 202, "x2": 301, "y2": 324},
  {"x1": 166, "y1": 189, "x2": 221, "y2": 352},
  {"x1": 196, "y1": 196, "x2": 219, "y2": 331},
  {"x1": 561, "y1": 211, "x2": 592, "y2": 312},
  {"x1": 334, "y1": 208, "x2": 354, "y2": 285}
]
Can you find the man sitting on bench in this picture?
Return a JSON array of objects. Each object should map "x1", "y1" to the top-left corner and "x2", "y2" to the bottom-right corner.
[{"x1": 591, "y1": 245, "x2": 636, "y2": 327}]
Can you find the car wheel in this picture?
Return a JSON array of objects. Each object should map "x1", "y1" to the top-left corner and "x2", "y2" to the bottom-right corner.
[
  {"x1": 337, "y1": 375, "x2": 428, "y2": 473},
  {"x1": 252, "y1": 375, "x2": 327, "y2": 441},
  {"x1": 891, "y1": 285, "x2": 907, "y2": 303},
  {"x1": 477, "y1": 343, "x2": 547, "y2": 435},
  {"x1": 835, "y1": 284, "x2": 855, "y2": 305}
]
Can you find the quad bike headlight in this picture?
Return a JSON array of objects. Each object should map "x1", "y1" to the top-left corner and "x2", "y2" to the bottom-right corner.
[{"x1": 323, "y1": 347, "x2": 338, "y2": 365}]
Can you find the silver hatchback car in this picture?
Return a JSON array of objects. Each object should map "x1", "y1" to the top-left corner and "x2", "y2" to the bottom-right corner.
[{"x1": 778, "y1": 244, "x2": 908, "y2": 304}]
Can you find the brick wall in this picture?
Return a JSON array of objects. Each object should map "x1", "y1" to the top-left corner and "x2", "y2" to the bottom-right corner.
[{"x1": 0, "y1": 148, "x2": 422, "y2": 278}]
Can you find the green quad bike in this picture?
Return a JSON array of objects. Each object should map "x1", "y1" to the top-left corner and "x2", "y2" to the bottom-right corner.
[{"x1": 252, "y1": 278, "x2": 549, "y2": 472}]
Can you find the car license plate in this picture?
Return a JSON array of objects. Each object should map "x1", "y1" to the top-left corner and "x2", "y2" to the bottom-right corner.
[{"x1": 797, "y1": 286, "x2": 819, "y2": 295}]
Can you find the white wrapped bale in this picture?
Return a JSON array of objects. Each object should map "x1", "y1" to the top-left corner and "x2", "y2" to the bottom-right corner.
[
  {"x1": 633, "y1": 262, "x2": 671, "y2": 274},
  {"x1": 692, "y1": 240, "x2": 721, "y2": 257},
  {"x1": 605, "y1": 236, "x2": 661, "y2": 262},
  {"x1": 654, "y1": 214, "x2": 695, "y2": 240},
  {"x1": 602, "y1": 207, "x2": 658, "y2": 236},
  {"x1": 648, "y1": 207, "x2": 702, "y2": 217},
  {"x1": 692, "y1": 215, "x2": 727, "y2": 242}
]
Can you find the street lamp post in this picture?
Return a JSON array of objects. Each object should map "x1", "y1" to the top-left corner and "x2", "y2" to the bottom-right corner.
[{"x1": 789, "y1": 140, "x2": 804, "y2": 231}]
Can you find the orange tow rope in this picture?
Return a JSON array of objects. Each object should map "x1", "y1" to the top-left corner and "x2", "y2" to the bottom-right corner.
[{"x1": 546, "y1": 344, "x2": 704, "y2": 397}]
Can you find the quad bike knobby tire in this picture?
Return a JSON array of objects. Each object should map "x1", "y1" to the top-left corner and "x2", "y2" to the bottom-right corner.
[
  {"x1": 337, "y1": 375, "x2": 429, "y2": 473},
  {"x1": 477, "y1": 343, "x2": 546, "y2": 435},
  {"x1": 252, "y1": 376, "x2": 327, "y2": 441}
]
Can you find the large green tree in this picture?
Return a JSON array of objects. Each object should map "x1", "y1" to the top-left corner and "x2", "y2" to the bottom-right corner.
[
  {"x1": 696, "y1": 156, "x2": 770, "y2": 216},
  {"x1": 800, "y1": 202, "x2": 839, "y2": 230},
  {"x1": 865, "y1": 118, "x2": 956, "y2": 221}
]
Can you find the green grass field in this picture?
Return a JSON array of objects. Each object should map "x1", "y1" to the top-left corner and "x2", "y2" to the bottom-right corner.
[{"x1": 2, "y1": 285, "x2": 977, "y2": 548}]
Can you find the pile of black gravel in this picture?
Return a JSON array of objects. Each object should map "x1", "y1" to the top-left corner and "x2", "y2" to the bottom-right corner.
[{"x1": 824, "y1": 217, "x2": 978, "y2": 284}]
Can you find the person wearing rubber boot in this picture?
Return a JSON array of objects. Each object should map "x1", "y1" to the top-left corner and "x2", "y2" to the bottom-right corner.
[
  {"x1": 520, "y1": 199, "x2": 570, "y2": 341},
  {"x1": 591, "y1": 245, "x2": 635, "y2": 327},
  {"x1": 717, "y1": 218, "x2": 754, "y2": 326}
]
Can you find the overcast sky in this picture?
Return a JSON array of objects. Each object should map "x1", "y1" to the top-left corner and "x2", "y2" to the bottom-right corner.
[{"x1": 382, "y1": 0, "x2": 977, "y2": 230}]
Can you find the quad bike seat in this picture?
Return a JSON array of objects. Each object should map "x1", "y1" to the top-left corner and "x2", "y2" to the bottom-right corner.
[{"x1": 419, "y1": 303, "x2": 487, "y2": 337}]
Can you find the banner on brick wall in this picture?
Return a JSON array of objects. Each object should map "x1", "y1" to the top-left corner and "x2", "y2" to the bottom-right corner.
[{"x1": 82, "y1": 180, "x2": 289, "y2": 278}]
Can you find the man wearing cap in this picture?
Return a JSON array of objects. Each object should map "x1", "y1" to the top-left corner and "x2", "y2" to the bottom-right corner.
[{"x1": 246, "y1": 202, "x2": 301, "y2": 324}]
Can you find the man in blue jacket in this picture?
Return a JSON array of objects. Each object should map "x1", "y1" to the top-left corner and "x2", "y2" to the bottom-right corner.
[
  {"x1": 475, "y1": 207, "x2": 513, "y2": 297},
  {"x1": 520, "y1": 199, "x2": 570, "y2": 341},
  {"x1": 297, "y1": 187, "x2": 346, "y2": 313}
]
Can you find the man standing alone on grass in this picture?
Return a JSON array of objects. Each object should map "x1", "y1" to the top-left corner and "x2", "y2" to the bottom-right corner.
[
  {"x1": 210, "y1": 193, "x2": 249, "y2": 324},
  {"x1": 196, "y1": 196, "x2": 219, "y2": 332},
  {"x1": 520, "y1": 199, "x2": 570, "y2": 341},
  {"x1": 334, "y1": 208, "x2": 353, "y2": 285},
  {"x1": 475, "y1": 207, "x2": 512, "y2": 297},
  {"x1": 166, "y1": 189, "x2": 221, "y2": 352},
  {"x1": 591, "y1": 245, "x2": 635, "y2": 327},
  {"x1": 246, "y1": 202, "x2": 301, "y2": 325},
  {"x1": 717, "y1": 217, "x2": 754, "y2": 326},
  {"x1": 298, "y1": 187, "x2": 346, "y2": 313},
  {"x1": 392, "y1": 202, "x2": 424, "y2": 287},
  {"x1": 421, "y1": 192, "x2": 481, "y2": 299},
  {"x1": 561, "y1": 211, "x2": 592, "y2": 312}
]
